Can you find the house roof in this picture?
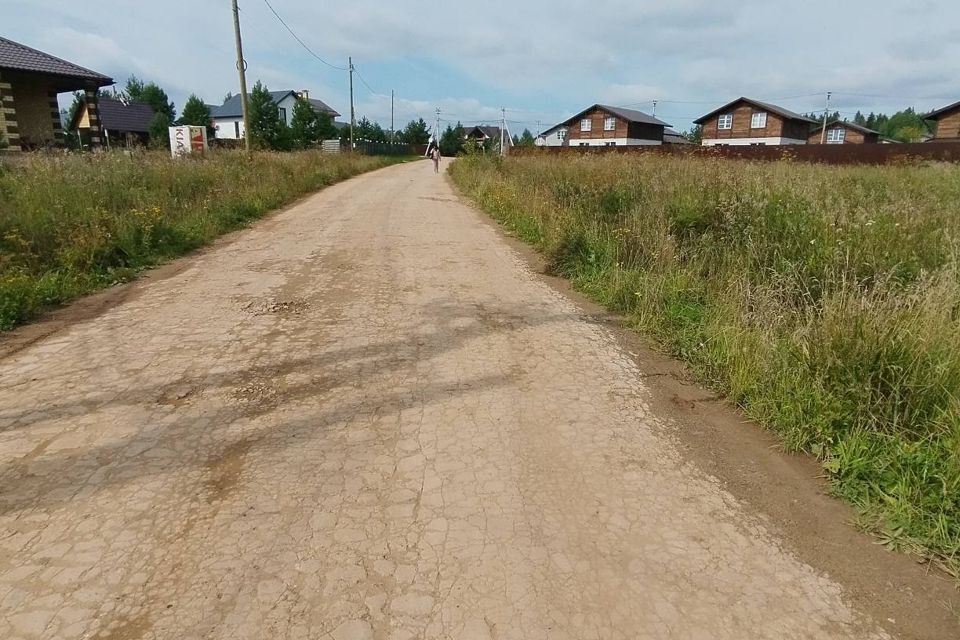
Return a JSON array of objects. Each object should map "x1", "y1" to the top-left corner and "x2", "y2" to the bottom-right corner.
[
  {"x1": 809, "y1": 120, "x2": 879, "y2": 135},
  {"x1": 663, "y1": 129, "x2": 694, "y2": 144},
  {"x1": 0, "y1": 36, "x2": 112, "y2": 89},
  {"x1": 693, "y1": 97, "x2": 818, "y2": 125},
  {"x1": 561, "y1": 104, "x2": 672, "y2": 128},
  {"x1": 210, "y1": 90, "x2": 339, "y2": 118},
  {"x1": 923, "y1": 100, "x2": 960, "y2": 120},
  {"x1": 464, "y1": 125, "x2": 513, "y2": 146},
  {"x1": 97, "y1": 98, "x2": 155, "y2": 133}
]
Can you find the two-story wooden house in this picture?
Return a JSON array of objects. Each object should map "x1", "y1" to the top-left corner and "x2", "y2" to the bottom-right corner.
[
  {"x1": 923, "y1": 101, "x2": 960, "y2": 141},
  {"x1": 694, "y1": 97, "x2": 816, "y2": 146},
  {"x1": 558, "y1": 104, "x2": 671, "y2": 146},
  {"x1": 807, "y1": 120, "x2": 880, "y2": 144}
]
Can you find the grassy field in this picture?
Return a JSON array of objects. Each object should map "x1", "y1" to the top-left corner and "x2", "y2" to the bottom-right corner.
[
  {"x1": 451, "y1": 153, "x2": 960, "y2": 574},
  {"x1": 0, "y1": 150, "x2": 402, "y2": 330}
]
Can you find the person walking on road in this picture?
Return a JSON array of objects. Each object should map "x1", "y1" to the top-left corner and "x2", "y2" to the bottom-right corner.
[{"x1": 431, "y1": 145, "x2": 441, "y2": 173}]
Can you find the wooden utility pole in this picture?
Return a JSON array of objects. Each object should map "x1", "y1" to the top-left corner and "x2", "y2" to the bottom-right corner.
[
  {"x1": 231, "y1": 0, "x2": 252, "y2": 152},
  {"x1": 820, "y1": 91, "x2": 832, "y2": 144},
  {"x1": 348, "y1": 57, "x2": 355, "y2": 150},
  {"x1": 391, "y1": 89, "x2": 395, "y2": 143}
]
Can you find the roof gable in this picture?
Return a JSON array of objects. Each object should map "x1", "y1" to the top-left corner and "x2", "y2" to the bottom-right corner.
[
  {"x1": 70, "y1": 97, "x2": 156, "y2": 132},
  {"x1": 0, "y1": 36, "x2": 112, "y2": 86},
  {"x1": 809, "y1": 120, "x2": 879, "y2": 135},
  {"x1": 924, "y1": 100, "x2": 960, "y2": 120},
  {"x1": 694, "y1": 97, "x2": 818, "y2": 125}
]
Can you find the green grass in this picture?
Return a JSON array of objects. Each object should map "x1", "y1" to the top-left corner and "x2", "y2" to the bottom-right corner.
[
  {"x1": 0, "y1": 150, "x2": 403, "y2": 330},
  {"x1": 451, "y1": 153, "x2": 960, "y2": 575}
]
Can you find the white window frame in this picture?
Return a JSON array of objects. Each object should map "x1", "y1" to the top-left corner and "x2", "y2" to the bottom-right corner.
[
  {"x1": 557, "y1": 129, "x2": 567, "y2": 140},
  {"x1": 604, "y1": 116, "x2": 616, "y2": 131},
  {"x1": 604, "y1": 141, "x2": 616, "y2": 146},
  {"x1": 750, "y1": 111, "x2": 767, "y2": 128},
  {"x1": 718, "y1": 114, "x2": 733, "y2": 130},
  {"x1": 826, "y1": 128, "x2": 846, "y2": 143},
  {"x1": 581, "y1": 118, "x2": 592, "y2": 132}
]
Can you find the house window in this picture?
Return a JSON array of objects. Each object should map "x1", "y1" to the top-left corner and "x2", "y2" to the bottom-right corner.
[
  {"x1": 581, "y1": 118, "x2": 592, "y2": 132},
  {"x1": 750, "y1": 111, "x2": 767, "y2": 128},
  {"x1": 234, "y1": 121, "x2": 240, "y2": 138},
  {"x1": 604, "y1": 116, "x2": 616, "y2": 131},
  {"x1": 557, "y1": 129, "x2": 567, "y2": 140},
  {"x1": 718, "y1": 114, "x2": 733, "y2": 130},
  {"x1": 826, "y1": 128, "x2": 846, "y2": 143},
  {"x1": 279, "y1": 107, "x2": 287, "y2": 123},
  {"x1": 604, "y1": 141, "x2": 616, "y2": 146},
  {"x1": 579, "y1": 142, "x2": 589, "y2": 147}
]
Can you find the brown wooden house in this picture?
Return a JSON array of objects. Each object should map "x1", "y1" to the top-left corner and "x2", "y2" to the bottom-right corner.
[
  {"x1": 807, "y1": 120, "x2": 879, "y2": 144},
  {"x1": 70, "y1": 97, "x2": 155, "y2": 148},
  {"x1": 0, "y1": 36, "x2": 112, "y2": 150},
  {"x1": 923, "y1": 101, "x2": 960, "y2": 141},
  {"x1": 561, "y1": 104, "x2": 671, "y2": 146},
  {"x1": 694, "y1": 97, "x2": 816, "y2": 146}
]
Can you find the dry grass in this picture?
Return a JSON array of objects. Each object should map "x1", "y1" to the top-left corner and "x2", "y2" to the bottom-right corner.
[
  {"x1": 451, "y1": 153, "x2": 960, "y2": 574},
  {"x1": 0, "y1": 150, "x2": 402, "y2": 329}
]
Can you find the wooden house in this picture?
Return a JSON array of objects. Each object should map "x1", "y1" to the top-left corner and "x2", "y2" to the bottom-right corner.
[
  {"x1": 923, "y1": 101, "x2": 960, "y2": 141},
  {"x1": 694, "y1": 97, "x2": 816, "y2": 146},
  {"x1": 807, "y1": 121, "x2": 880, "y2": 144}
]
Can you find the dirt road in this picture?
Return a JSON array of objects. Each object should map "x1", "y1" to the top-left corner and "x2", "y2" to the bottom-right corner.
[{"x1": 0, "y1": 160, "x2": 953, "y2": 639}]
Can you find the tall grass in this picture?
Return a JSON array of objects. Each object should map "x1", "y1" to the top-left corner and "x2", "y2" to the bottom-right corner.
[
  {"x1": 0, "y1": 150, "x2": 401, "y2": 329},
  {"x1": 451, "y1": 154, "x2": 960, "y2": 573}
]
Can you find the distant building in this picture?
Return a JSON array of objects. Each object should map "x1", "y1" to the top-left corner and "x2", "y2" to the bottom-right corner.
[
  {"x1": 663, "y1": 129, "x2": 694, "y2": 145},
  {"x1": 695, "y1": 97, "x2": 816, "y2": 146},
  {"x1": 552, "y1": 104, "x2": 672, "y2": 147},
  {"x1": 0, "y1": 35, "x2": 112, "y2": 150},
  {"x1": 807, "y1": 120, "x2": 880, "y2": 144},
  {"x1": 463, "y1": 125, "x2": 512, "y2": 152},
  {"x1": 536, "y1": 123, "x2": 568, "y2": 147},
  {"x1": 70, "y1": 97, "x2": 154, "y2": 148},
  {"x1": 210, "y1": 90, "x2": 339, "y2": 140},
  {"x1": 923, "y1": 100, "x2": 960, "y2": 141}
]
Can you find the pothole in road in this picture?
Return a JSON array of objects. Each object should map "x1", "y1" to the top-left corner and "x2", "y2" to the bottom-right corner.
[{"x1": 241, "y1": 297, "x2": 309, "y2": 317}]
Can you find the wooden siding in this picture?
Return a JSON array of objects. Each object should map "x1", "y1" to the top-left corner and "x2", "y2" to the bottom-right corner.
[
  {"x1": 932, "y1": 106, "x2": 960, "y2": 140},
  {"x1": 807, "y1": 124, "x2": 879, "y2": 145},
  {"x1": 566, "y1": 107, "x2": 628, "y2": 141},
  {"x1": 701, "y1": 99, "x2": 810, "y2": 141}
]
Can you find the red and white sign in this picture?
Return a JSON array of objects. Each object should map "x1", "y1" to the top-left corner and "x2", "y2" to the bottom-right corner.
[{"x1": 169, "y1": 126, "x2": 208, "y2": 157}]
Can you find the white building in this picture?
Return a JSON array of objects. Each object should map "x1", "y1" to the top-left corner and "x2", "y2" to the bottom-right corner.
[{"x1": 209, "y1": 90, "x2": 340, "y2": 140}]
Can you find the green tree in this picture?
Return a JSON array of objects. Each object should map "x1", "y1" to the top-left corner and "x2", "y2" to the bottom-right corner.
[
  {"x1": 315, "y1": 110, "x2": 337, "y2": 141},
  {"x1": 148, "y1": 112, "x2": 171, "y2": 149},
  {"x1": 439, "y1": 121, "x2": 464, "y2": 156},
  {"x1": 248, "y1": 81, "x2": 286, "y2": 150},
  {"x1": 125, "y1": 75, "x2": 176, "y2": 121},
  {"x1": 880, "y1": 108, "x2": 930, "y2": 142},
  {"x1": 399, "y1": 118, "x2": 430, "y2": 144},
  {"x1": 290, "y1": 97, "x2": 322, "y2": 148},
  {"x1": 682, "y1": 124, "x2": 703, "y2": 144},
  {"x1": 179, "y1": 94, "x2": 214, "y2": 139},
  {"x1": 518, "y1": 128, "x2": 536, "y2": 146}
]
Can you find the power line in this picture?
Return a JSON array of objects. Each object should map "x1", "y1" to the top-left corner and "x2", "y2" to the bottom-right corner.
[{"x1": 261, "y1": 0, "x2": 348, "y2": 71}]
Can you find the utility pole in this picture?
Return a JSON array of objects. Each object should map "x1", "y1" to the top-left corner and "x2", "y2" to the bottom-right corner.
[
  {"x1": 348, "y1": 56, "x2": 355, "y2": 151},
  {"x1": 231, "y1": 0, "x2": 252, "y2": 152},
  {"x1": 435, "y1": 107, "x2": 441, "y2": 150},
  {"x1": 390, "y1": 89, "x2": 395, "y2": 143},
  {"x1": 500, "y1": 107, "x2": 506, "y2": 156},
  {"x1": 536, "y1": 120, "x2": 541, "y2": 137},
  {"x1": 820, "y1": 91, "x2": 832, "y2": 144},
  {"x1": 652, "y1": 99, "x2": 658, "y2": 117}
]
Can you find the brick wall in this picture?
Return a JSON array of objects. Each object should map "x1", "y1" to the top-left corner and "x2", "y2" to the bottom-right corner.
[{"x1": 0, "y1": 70, "x2": 20, "y2": 150}]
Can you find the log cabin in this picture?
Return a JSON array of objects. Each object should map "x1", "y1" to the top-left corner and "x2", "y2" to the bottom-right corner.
[{"x1": 695, "y1": 97, "x2": 816, "y2": 146}]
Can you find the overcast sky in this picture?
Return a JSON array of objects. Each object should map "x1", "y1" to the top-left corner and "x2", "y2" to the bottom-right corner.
[{"x1": 6, "y1": 0, "x2": 960, "y2": 133}]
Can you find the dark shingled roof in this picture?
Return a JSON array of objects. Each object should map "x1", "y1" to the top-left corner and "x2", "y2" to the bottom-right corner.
[
  {"x1": 96, "y1": 98, "x2": 155, "y2": 133},
  {"x1": 464, "y1": 125, "x2": 513, "y2": 147},
  {"x1": 923, "y1": 100, "x2": 960, "y2": 120},
  {"x1": 694, "y1": 97, "x2": 818, "y2": 125},
  {"x1": 560, "y1": 104, "x2": 672, "y2": 128},
  {"x1": 0, "y1": 36, "x2": 112, "y2": 87},
  {"x1": 210, "y1": 91, "x2": 339, "y2": 118}
]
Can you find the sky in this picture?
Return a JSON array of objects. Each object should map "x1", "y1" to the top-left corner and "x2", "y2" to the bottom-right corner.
[{"x1": 5, "y1": 0, "x2": 960, "y2": 135}]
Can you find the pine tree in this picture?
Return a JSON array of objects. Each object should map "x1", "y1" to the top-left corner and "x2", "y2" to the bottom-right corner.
[
  {"x1": 248, "y1": 81, "x2": 284, "y2": 150},
  {"x1": 179, "y1": 94, "x2": 214, "y2": 139},
  {"x1": 148, "y1": 112, "x2": 171, "y2": 149},
  {"x1": 439, "y1": 121, "x2": 464, "y2": 156},
  {"x1": 399, "y1": 118, "x2": 430, "y2": 144},
  {"x1": 290, "y1": 97, "x2": 321, "y2": 148},
  {"x1": 124, "y1": 75, "x2": 176, "y2": 121},
  {"x1": 518, "y1": 128, "x2": 536, "y2": 146}
]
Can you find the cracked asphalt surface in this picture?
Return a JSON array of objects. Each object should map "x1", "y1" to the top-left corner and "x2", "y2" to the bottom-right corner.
[{"x1": 0, "y1": 160, "x2": 899, "y2": 639}]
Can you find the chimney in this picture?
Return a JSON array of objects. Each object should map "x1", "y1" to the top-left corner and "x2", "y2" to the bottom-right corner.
[{"x1": 300, "y1": 89, "x2": 310, "y2": 99}]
